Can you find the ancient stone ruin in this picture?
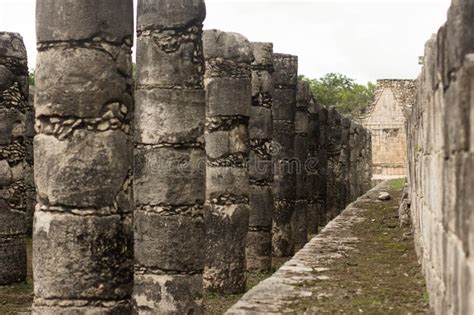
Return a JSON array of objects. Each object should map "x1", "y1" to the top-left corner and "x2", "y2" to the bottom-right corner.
[
  {"x1": 133, "y1": 0, "x2": 207, "y2": 313},
  {"x1": 362, "y1": 79, "x2": 415, "y2": 178},
  {"x1": 406, "y1": 0, "x2": 474, "y2": 312},
  {"x1": 0, "y1": 32, "x2": 27, "y2": 286},
  {"x1": 272, "y1": 53, "x2": 298, "y2": 258},
  {"x1": 33, "y1": 0, "x2": 134, "y2": 313},
  {"x1": 247, "y1": 42, "x2": 274, "y2": 273},
  {"x1": 17, "y1": 0, "x2": 474, "y2": 313},
  {"x1": 203, "y1": 30, "x2": 253, "y2": 294}
]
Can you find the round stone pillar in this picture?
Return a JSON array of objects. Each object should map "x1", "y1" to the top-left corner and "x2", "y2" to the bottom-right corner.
[
  {"x1": 133, "y1": 0, "x2": 207, "y2": 313},
  {"x1": 203, "y1": 30, "x2": 253, "y2": 294},
  {"x1": 246, "y1": 42, "x2": 274, "y2": 272},
  {"x1": 0, "y1": 32, "x2": 28, "y2": 285},
  {"x1": 292, "y1": 80, "x2": 309, "y2": 251},
  {"x1": 271, "y1": 54, "x2": 298, "y2": 257},
  {"x1": 33, "y1": 1, "x2": 134, "y2": 313}
]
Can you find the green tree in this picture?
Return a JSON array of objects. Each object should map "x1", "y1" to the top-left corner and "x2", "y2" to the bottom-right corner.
[
  {"x1": 303, "y1": 73, "x2": 375, "y2": 117},
  {"x1": 28, "y1": 70, "x2": 35, "y2": 86}
]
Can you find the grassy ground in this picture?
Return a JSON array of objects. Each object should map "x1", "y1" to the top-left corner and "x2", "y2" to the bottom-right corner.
[
  {"x1": 0, "y1": 239, "x2": 33, "y2": 315},
  {"x1": 203, "y1": 257, "x2": 289, "y2": 315},
  {"x1": 292, "y1": 179, "x2": 430, "y2": 314}
]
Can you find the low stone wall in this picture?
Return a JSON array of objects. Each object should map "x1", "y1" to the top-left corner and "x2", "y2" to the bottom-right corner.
[
  {"x1": 406, "y1": 0, "x2": 474, "y2": 313},
  {"x1": 226, "y1": 181, "x2": 387, "y2": 314}
]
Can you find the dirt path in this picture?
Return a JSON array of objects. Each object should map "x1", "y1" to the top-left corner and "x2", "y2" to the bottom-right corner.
[{"x1": 228, "y1": 179, "x2": 431, "y2": 314}]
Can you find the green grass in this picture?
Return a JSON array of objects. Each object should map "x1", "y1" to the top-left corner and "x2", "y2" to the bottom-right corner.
[{"x1": 388, "y1": 178, "x2": 406, "y2": 191}]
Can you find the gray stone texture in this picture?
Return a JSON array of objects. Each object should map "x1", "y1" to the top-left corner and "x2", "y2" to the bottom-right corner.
[
  {"x1": 306, "y1": 93, "x2": 321, "y2": 235},
  {"x1": 272, "y1": 53, "x2": 298, "y2": 257},
  {"x1": 292, "y1": 80, "x2": 309, "y2": 251},
  {"x1": 203, "y1": 30, "x2": 252, "y2": 294},
  {"x1": 246, "y1": 42, "x2": 274, "y2": 272},
  {"x1": 326, "y1": 107, "x2": 342, "y2": 221},
  {"x1": 33, "y1": 2, "x2": 134, "y2": 313},
  {"x1": 407, "y1": 2, "x2": 474, "y2": 312},
  {"x1": 133, "y1": 1, "x2": 207, "y2": 313},
  {"x1": 0, "y1": 32, "x2": 27, "y2": 285},
  {"x1": 317, "y1": 106, "x2": 329, "y2": 227}
]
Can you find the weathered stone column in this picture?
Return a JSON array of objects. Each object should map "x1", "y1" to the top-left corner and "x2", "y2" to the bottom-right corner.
[
  {"x1": 133, "y1": 1, "x2": 206, "y2": 313},
  {"x1": 306, "y1": 93, "x2": 320, "y2": 235},
  {"x1": 317, "y1": 106, "x2": 329, "y2": 226},
  {"x1": 203, "y1": 30, "x2": 253, "y2": 293},
  {"x1": 25, "y1": 86, "x2": 35, "y2": 235},
  {"x1": 326, "y1": 107, "x2": 342, "y2": 220},
  {"x1": 292, "y1": 81, "x2": 309, "y2": 251},
  {"x1": 0, "y1": 32, "x2": 27, "y2": 285},
  {"x1": 33, "y1": 1, "x2": 134, "y2": 313},
  {"x1": 349, "y1": 122, "x2": 361, "y2": 201},
  {"x1": 247, "y1": 42, "x2": 274, "y2": 272},
  {"x1": 340, "y1": 117, "x2": 351, "y2": 206},
  {"x1": 272, "y1": 53, "x2": 298, "y2": 257}
]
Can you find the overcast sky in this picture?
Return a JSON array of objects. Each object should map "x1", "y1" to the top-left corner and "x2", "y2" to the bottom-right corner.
[{"x1": 1, "y1": 0, "x2": 451, "y2": 83}]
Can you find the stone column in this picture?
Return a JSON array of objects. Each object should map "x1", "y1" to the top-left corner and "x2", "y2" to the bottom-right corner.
[
  {"x1": 133, "y1": 1, "x2": 206, "y2": 313},
  {"x1": 203, "y1": 30, "x2": 253, "y2": 294},
  {"x1": 349, "y1": 122, "x2": 361, "y2": 201},
  {"x1": 292, "y1": 81, "x2": 309, "y2": 251},
  {"x1": 25, "y1": 86, "x2": 35, "y2": 235},
  {"x1": 272, "y1": 53, "x2": 298, "y2": 257},
  {"x1": 306, "y1": 93, "x2": 320, "y2": 235},
  {"x1": 317, "y1": 106, "x2": 329, "y2": 227},
  {"x1": 340, "y1": 117, "x2": 351, "y2": 206},
  {"x1": 326, "y1": 107, "x2": 342, "y2": 221},
  {"x1": 247, "y1": 42, "x2": 274, "y2": 272},
  {"x1": 0, "y1": 32, "x2": 27, "y2": 285},
  {"x1": 33, "y1": 1, "x2": 134, "y2": 313}
]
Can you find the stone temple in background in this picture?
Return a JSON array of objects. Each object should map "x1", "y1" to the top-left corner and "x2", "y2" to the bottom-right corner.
[{"x1": 362, "y1": 79, "x2": 416, "y2": 178}]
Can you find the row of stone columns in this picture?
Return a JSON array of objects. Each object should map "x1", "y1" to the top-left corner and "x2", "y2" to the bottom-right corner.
[
  {"x1": 0, "y1": 1, "x2": 373, "y2": 314},
  {"x1": 0, "y1": 32, "x2": 28, "y2": 286}
]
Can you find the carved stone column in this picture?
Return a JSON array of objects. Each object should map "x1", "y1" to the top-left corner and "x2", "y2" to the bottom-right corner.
[
  {"x1": 272, "y1": 53, "x2": 298, "y2": 257},
  {"x1": 133, "y1": 1, "x2": 207, "y2": 313},
  {"x1": 0, "y1": 32, "x2": 28, "y2": 286},
  {"x1": 203, "y1": 30, "x2": 253, "y2": 294},
  {"x1": 33, "y1": 1, "x2": 134, "y2": 313},
  {"x1": 247, "y1": 42, "x2": 274, "y2": 272}
]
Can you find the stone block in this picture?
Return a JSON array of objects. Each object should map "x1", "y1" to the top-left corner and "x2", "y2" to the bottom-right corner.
[
  {"x1": 248, "y1": 185, "x2": 273, "y2": 227},
  {"x1": 136, "y1": 35, "x2": 203, "y2": 88},
  {"x1": 137, "y1": 0, "x2": 206, "y2": 30},
  {"x1": 206, "y1": 166, "x2": 249, "y2": 201},
  {"x1": 203, "y1": 30, "x2": 253, "y2": 64},
  {"x1": 205, "y1": 125, "x2": 249, "y2": 161},
  {"x1": 249, "y1": 106, "x2": 272, "y2": 139},
  {"x1": 133, "y1": 274, "x2": 203, "y2": 315},
  {"x1": 245, "y1": 231, "x2": 272, "y2": 272},
  {"x1": 204, "y1": 204, "x2": 249, "y2": 294},
  {"x1": 135, "y1": 146, "x2": 205, "y2": 206},
  {"x1": 35, "y1": 47, "x2": 132, "y2": 118},
  {"x1": 34, "y1": 131, "x2": 130, "y2": 208},
  {"x1": 135, "y1": 89, "x2": 205, "y2": 145},
  {"x1": 273, "y1": 54, "x2": 298, "y2": 86},
  {"x1": 36, "y1": 0, "x2": 133, "y2": 43},
  {"x1": 33, "y1": 211, "x2": 132, "y2": 300},
  {"x1": 205, "y1": 78, "x2": 251, "y2": 117},
  {"x1": 134, "y1": 211, "x2": 205, "y2": 272},
  {"x1": 272, "y1": 89, "x2": 296, "y2": 121}
]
